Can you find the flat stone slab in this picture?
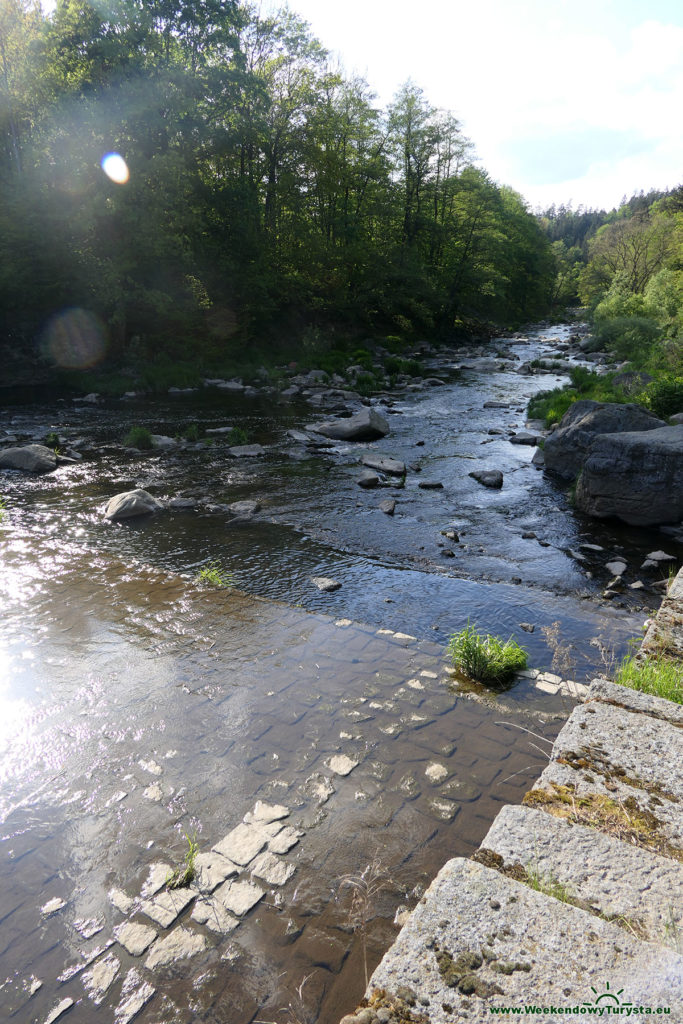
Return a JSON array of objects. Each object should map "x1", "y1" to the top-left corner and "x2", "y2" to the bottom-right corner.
[
  {"x1": 114, "y1": 921, "x2": 157, "y2": 956},
  {"x1": 228, "y1": 444, "x2": 265, "y2": 457},
  {"x1": 191, "y1": 896, "x2": 240, "y2": 934},
  {"x1": 213, "y1": 878, "x2": 265, "y2": 917},
  {"x1": 145, "y1": 926, "x2": 207, "y2": 970},
  {"x1": 310, "y1": 576, "x2": 342, "y2": 592},
  {"x1": 360, "y1": 454, "x2": 406, "y2": 476},
  {"x1": 250, "y1": 851, "x2": 296, "y2": 886},
  {"x1": 212, "y1": 823, "x2": 269, "y2": 866},
  {"x1": 109, "y1": 888, "x2": 135, "y2": 915},
  {"x1": 140, "y1": 887, "x2": 196, "y2": 927},
  {"x1": 587, "y1": 677, "x2": 683, "y2": 724},
  {"x1": 268, "y1": 825, "x2": 302, "y2": 854},
  {"x1": 44, "y1": 998, "x2": 74, "y2": 1024},
  {"x1": 82, "y1": 952, "x2": 120, "y2": 1004},
  {"x1": 115, "y1": 969, "x2": 155, "y2": 1024},
  {"x1": 482, "y1": 804, "x2": 683, "y2": 945},
  {"x1": 192, "y1": 850, "x2": 238, "y2": 892},
  {"x1": 369, "y1": 858, "x2": 682, "y2": 1022},
  {"x1": 326, "y1": 754, "x2": 359, "y2": 776},
  {"x1": 534, "y1": 699, "x2": 683, "y2": 848},
  {"x1": 140, "y1": 862, "x2": 173, "y2": 898},
  {"x1": 425, "y1": 762, "x2": 449, "y2": 784},
  {"x1": 243, "y1": 800, "x2": 289, "y2": 824}
]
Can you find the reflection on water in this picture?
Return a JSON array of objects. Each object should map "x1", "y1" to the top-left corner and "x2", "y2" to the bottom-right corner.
[{"x1": 0, "y1": 325, "x2": 679, "y2": 1022}]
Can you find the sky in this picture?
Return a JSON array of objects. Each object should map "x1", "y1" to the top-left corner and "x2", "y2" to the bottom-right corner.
[{"x1": 268, "y1": 0, "x2": 683, "y2": 212}]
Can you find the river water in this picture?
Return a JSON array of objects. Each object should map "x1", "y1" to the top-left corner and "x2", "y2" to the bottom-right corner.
[{"x1": 0, "y1": 324, "x2": 680, "y2": 1024}]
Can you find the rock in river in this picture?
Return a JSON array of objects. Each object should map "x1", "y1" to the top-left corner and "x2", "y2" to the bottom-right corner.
[
  {"x1": 0, "y1": 444, "x2": 58, "y2": 473},
  {"x1": 360, "y1": 454, "x2": 406, "y2": 475},
  {"x1": 575, "y1": 424, "x2": 683, "y2": 526},
  {"x1": 543, "y1": 400, "x2": 665, "y2": 480},
  {"x1": 105, "y1": 489, "x2": 163, "y2": 520},
  {"x1": 309, "y1": 408, "x2": 390, "y2": 441},
  {"x1": 469, "y1": 469, "x2": 503, "y2": 489}
]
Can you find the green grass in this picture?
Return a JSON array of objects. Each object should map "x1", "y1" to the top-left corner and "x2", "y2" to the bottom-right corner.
[
  {"x1": 527, "y1": 368, "x2": 631, "y2": 427},
  {"x1": 614, "y1": 653, "x2": 683, "y2": 704},
  {"x1": 447, "y1": 622, "x2": 528, "y2": 686},
  {"x1": 166, "y1": 831, "x2": 199, "y2": 890},
  {"x1": 227, "y1": 426, "x2": 249, "y2": 446},
  {"x1": 195, "y1": 560, "x2": 233, "y2": 588},
  {"x1": 0, "y1": 497, "x2": 6, "y2": 523},
  {"x1": 44, "y1": 431, "x2": 60, "y2": 449},
  {"x1": 182, "y1": 423, "x2": 201, "y2": 442},
  {"x1": 123, "y1": 426, "x2": 153, "y2": 450}
]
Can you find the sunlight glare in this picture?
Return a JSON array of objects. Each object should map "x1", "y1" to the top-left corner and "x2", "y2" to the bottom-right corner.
[
  {"x1": 42, "y1": 307, "x2": 107, "y2": 369},
  {"x1": 101, "y1": 152, "x2": 130, "y2": 184}
]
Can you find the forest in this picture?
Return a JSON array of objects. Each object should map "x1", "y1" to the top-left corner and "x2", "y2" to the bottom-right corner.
[{"x1": 0, "y1": 0, "x2": 556, "y2": 387}]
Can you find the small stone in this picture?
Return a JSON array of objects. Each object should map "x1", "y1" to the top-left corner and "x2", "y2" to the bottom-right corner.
[
  {"x1": 44, "y1": 998, "x2": 74, "y2": 1024},
  {"x1": 379, "y1": 499, "x2": 396, "y2": 515},
  {"x1": 268, "y1": 826, "x2": 303, "y2": 855},
  {"x1": 327, "y1": 754, "x2": 359, "y2": 776},
  {"x1": 213, "y1": 823, "x2": 269, "y2": 866},
  {"x1": 300, "y1": 772, "x2": 335, "y2": 804},
  {"x1": 243, "y1": 801, "x2": 289, "y2": 824},
  {"x1": 144, "y1": 927, "x2": 207, "y2": 970},
  {"x1": 646, "y1": 550, "x2": 676, "y2": 562},
  {"x1": 73, "y1": 917, "x2": 104, "y2": 939},
  {"x1": 82, "y1": 953, "x2": 120, "y2": 1004},
  {"x1": 214, "y1": 878, "x2": 265, "y2": 917},
  {"x1": 191, "y1": 896, "x2": 239, "y2": 934},
  {"x1": 418, "y1": 479, "x2": 444, "y2": 489},
  {"x1": 192, "y1": 850, "x2": 238, "y2": 892},
  {"x1": 406, "y1": 678, "x2": 425, "y2": 690},
  {"x1": 393, "y1": 632, "x2": 417, "y2": 642},
  {"x1": 606, "y1": 560, "x2": 627, "y2": 575},
  {"x1": 427, "y1": 797, "x2": 458, "y2": 821},
  {"x1": 250, "y1": 851, "x2": 296, "y2": 886},
  {"x1": 143, "y1": 782, "x2": 162, "y2": 801},
  {"x1": 140, "y1": 887, "x2": 195, "y2": 928},
  {"x1": 41, "y1": 897, "x2": 66, "y2": 916},
  {"x1": 519, "y1": 622, "x2": 535, "y2": 633},
  {"x1": 109, "y1": 888, "x2": 134, "y2": 914},
  {"x1": 357, "y1": 469, "x2": 380, "y2": 488},
  {"x1": 311, "y1": 576, "x2": 342, "y2": 592},
  {"x1": 138, "y1": 758, "x2": 162, "y2": 775},
  {"x1": 469, "y1": 469, "x2": 503, "y2": 489},
  {"x1": 114, "y1": 921, "x2": 157, "y2": 956},
  {"x1": 140, "y1": 862, "x2": 173, "y2": 898},
  {"x1": 629, "y1": 580, "x2": 645, "y2": 590},
  {"x1": 425, "y1": 762, "x2": 449, "y2": 784}
]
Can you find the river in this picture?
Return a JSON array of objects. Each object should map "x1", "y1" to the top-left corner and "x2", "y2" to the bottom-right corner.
[{"x1": 0, "y1": 323, "x2": 679, "y2": 1024}]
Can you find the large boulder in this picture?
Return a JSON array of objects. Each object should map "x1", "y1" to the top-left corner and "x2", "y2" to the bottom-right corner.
[
  {"x1": 105, "y1": 489, "x2": 163, "y2": 520},
  {"x1": 309, "y1": 408, "x2": 389, "y2": 441},
  {"x1": 0, "y1": 444, "x2": 58, "y2": 473},
  {"x1": 543, "y1": 401, "x2": 665, "y2": 480},
  {"x1": 575, "y1": 424, "x2": 683, "y2": 526}
]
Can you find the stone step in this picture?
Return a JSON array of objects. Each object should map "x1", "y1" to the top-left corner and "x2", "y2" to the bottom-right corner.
[
  {"x1": 368, "y1": 858, "x2": 682, "y2": 1024},
  {"x1": 529, "y1": 696, "x2": 683, "y2": 852},
  {"x1": 588, "y1": 676, "x2": 683, "y2": 724},
  {"x1": 479, "y1": 803, "x2": 683, "y2": 948}
]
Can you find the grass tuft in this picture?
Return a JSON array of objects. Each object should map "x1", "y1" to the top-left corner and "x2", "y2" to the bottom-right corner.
[
  {"x1": 166, "y1": 831, "x2": 199, "y2": 890},
  {"x1": 123, "y1": 425, "x2": 153, "y2": 450},
  {"x1": 195, "y1": 560, "x2": 233, "y2": 588},
  {"x1": 614, "y1": 653, "x2": 683, "y2": 705},
  {"x1": 447, "y1": 622, "x2": 528, "y2": 686}
]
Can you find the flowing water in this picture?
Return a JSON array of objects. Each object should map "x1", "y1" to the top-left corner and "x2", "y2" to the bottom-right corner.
[{"x1": 0, "y1": 324, "x2": 680, "y2": 1024}]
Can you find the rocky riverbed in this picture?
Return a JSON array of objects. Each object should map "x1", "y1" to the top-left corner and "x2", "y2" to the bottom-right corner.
[{"x1": 0, "y1": 323, "x2": 681, "y2": 1023}]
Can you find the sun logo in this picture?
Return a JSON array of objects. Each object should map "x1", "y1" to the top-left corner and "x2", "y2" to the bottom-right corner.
[{"x1": 584, "y1": 980, "x2": 632, "y2": 1007}]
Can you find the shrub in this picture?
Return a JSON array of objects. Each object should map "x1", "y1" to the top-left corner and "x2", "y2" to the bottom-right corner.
[
  {"x1": 447, "y1": 622, "x2": 528, "y2": 686},
  {"x1": 643, "y1": 375, "x2": 683, "y2": 418},
  {"x1": 614, "y1": 654, "x2": 682, "y2": 705},
  {"x1": 195, "y1": 560, "x2": 233, "y2": 587},
  {"x1": 183, "y1": 423, "x2": 201, "y2": 441},
  {"x1": 593, "y1": 315, "x2": 661, "y2": 362},
  {"x1": 123, "y1": 426, "x2": 153, "y2": 449}
]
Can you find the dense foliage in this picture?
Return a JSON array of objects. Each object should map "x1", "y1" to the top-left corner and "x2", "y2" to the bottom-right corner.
[{"x1": 0, "y1": 0, "x2": 554, "y2": 383}]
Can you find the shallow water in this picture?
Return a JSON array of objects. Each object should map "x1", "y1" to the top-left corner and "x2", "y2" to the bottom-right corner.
[{"x1": 0, "y1": 325, "x2": 680, "y2": 1023}]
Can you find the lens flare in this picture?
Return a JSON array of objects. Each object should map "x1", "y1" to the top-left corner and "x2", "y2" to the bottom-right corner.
[
  {"x1": 101, "y1": 152, "x2": 129, "y2": 184},
  {"x1": 43, "y1": 308, "x2": 108, "y2": 369}
]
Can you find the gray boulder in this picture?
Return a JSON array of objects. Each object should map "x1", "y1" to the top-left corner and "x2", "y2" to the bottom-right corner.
[
  {"x1": 309, "y1": 408, "x2": 389, "y2": 441},
  {"x1": 357, "y1": 470, "x2": 380, "y2": 488},
  {"x1": 360, "y1": 454, "x2": 405, "y2": 476},
  {"x1": 105, "y1": 489, "x2": 163, "y2": 520},
  {"x1": 575, "y1": 424, "x2": 683, "y2": 526},
  {"x1": 0, "y1": 444, "x2": 58, "y2": 473},
  {"x1": 543, "y1": 401, "x2": 665, "y2": 480},
  {"x1": 469, "y1": 469, "x2": 503, "y2": 489}
]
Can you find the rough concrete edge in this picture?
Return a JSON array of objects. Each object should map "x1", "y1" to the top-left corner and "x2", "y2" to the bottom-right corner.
[{"x1": 587, "y1": 676, "x2": 683, "y2": 723}]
